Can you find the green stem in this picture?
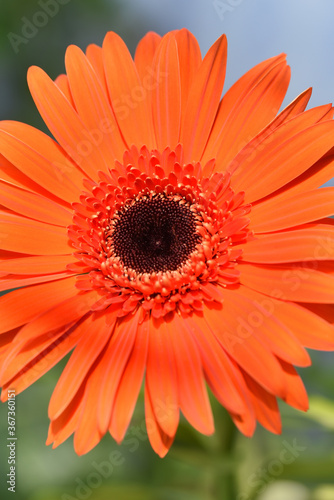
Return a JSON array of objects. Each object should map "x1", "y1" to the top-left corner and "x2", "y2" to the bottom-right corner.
[{"x1": 213, "y1": 408, "x2": 239, "y2": 499}]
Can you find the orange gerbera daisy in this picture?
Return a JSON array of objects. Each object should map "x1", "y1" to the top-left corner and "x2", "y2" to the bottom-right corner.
[{"x1": 1, "y1": 29, "x2": 334, "y2": 458}]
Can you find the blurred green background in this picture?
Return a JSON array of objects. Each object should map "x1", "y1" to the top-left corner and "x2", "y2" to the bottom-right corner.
[{"x1": 1, "y1": 1, "x2": 334, "y2": 499}]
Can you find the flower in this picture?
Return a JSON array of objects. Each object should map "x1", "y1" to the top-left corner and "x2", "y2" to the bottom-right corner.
[{"x1": 1, "y1": 29, "x2": 334, "y2": 458}]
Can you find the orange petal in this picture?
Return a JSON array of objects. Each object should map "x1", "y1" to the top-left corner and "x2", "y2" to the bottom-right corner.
[
  {"x1": 204, "y1": 303, "x2": 286, "y2": 398},
  {"x1": 145, "y1": 316, "x2": 179, "y2": 437},
  {"x1": 225, "y1": 360, "x2": 257, "y2": 437},
  {"x1": 151, "y1": 34, "x2": 181, "y2": 150},
  {"x1": 252, "y1": 86, "x2": 312, "y2": 131},
  {"x1": 72, "y1": 323, "x2": 138, "y2": 455},
  {"x1": 73, "y1": 379, "x2": 104, "y2": 456},
  {"x1": 144, "y1": 382, "x2": 175, "y2": 458},
  {"x1": 0, "y1": 322, "x2": 85, "y2": 400},
  {"x1": 0, "y1": 154, "x2": 38, "y2": 193},
  {"x1": 12, "y1": 289, "x2": 100, "y2": 346},
  {"x1": 242, "y1": 371, "x2": 281, "y2": 434},
  {"x1": 232, "y1": 120, "x2": 334, "y2": 203},
  {"x1": 63, "y1": 320, "x2": 121, "y2": 453},
  {"x1": 0, "y1": 121, "x2": 83, "y2": 204},
  {"x1": 0, "y1": 180, "x2": 72, "y2": 227},
  {"x1": 239, "y1": 262, "x2": 334, "y2": 303},
  {"x1": 259, "y1": 155, "x2": 334, "y2": 212},
  {"x1": 0, "y1": 154, "x2": 76, "y2": 214},
  {"x1": 48, "y1": 313, "x2": 112, "y2": 420},
  {"x1": 279, "y1": 359, "x2": 309, "y2": 411},
  {"x1": 54, "y1": 74, "x2": 75, "y2": 107},
  {"x1": 97, "y1": 311, "x2": 139, "y2": 434},
  {"x1": 134, "y1": 31, "x2": 162, "y2": 80},
  {"x1": 302, "y1": 302, "x2": 334, "y2": 326},
  {"x1": 228, "y1": 102, "x2": 333, "y2": 177},
  {"x1": 86, "y1": 44, "x2": 109, "y2": 98},
  {"x1": 170, "y1": 313, "x2": 214, "y2": 435},
  {"x1": 205, "y1": 54, "x2": 286, "y2": 159},
  {"x1": 180, "y1": 34, "x2": 227, "y2": 162},
  {"x1": 0, "y1": 328, "x2": 19, "y2": 361},
  {"x1": 27, "y1": 66, "x2": 108, "y2": 180},
  {"x1": 290, "y1": 153, "x2": 334, "y2": 193},
  {"x1": 279, "y1": 87, "x2": 312, "y2": 117},
  {"x1": 222, "y1": 286, "x2": 311, "y2": 367},
  {"x1": 204, "y1": 59, "x2": 290, "y2": 169},
  {"x1": 0, "y1": 276, "x2": 78, "y2": 334},
  {"x1": 174, "y1": 29, "x2": 202, "y2": 122},
  {"x1": 109, "y1": 316, "x2": 149, "y2": 442},
  {"x1": 251, "y1": 187, "x2": 334, "y2": 233},
  {"x1": 65, "y1": 44, "x2": 126, "y2": 165},
  {"x1": 0, "y1": 323, "x2": 74, "y2": 387},
  {"x1": 0, "y1": 211, "x2": 72, "y2": 255},
  {"x1": 0, "y1": 271, "x2": 73, "y2": 292},
  {"x1": 230, "y1": 411, "x2": 256, "y2": 437},
  {"x1": 259, "y1": 299, "x2": 334, "y2": 351},
  {"x1": 240, "y1": 225, "x2": 334, "y2": 264},
  {"x1": 250, "y1": 156, "x2": 334, "y2": 219},
  {"x1": 0, "y1": 255, "x2": 73, "y2": 275},
  {"x1": 203, "y1": 54, "x2": 287, "y2": 164},
  {"x1": 47, "y1": 386, "x2": 84, "y2": 448},
  {"x1": 186, "y1": 315, "x2": 246, "y2": 415},
  {"x1": 103, "y1": 32, "x2": 155, "y2": 149}
]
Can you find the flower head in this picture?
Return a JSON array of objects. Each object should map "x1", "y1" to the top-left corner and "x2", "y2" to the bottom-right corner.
[{"x1": 1, "y1": 29, "x2": 334, "y2": 457}]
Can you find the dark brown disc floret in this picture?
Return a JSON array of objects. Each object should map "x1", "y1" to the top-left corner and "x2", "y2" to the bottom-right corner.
[{"x1": 108, "y1": 193, "x2": 201, "y2": 274}]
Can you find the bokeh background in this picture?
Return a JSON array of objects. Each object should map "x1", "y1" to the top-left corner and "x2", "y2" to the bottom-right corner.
[{"x1": 1, "y1": 1, "x2": 334, "y2": 499}]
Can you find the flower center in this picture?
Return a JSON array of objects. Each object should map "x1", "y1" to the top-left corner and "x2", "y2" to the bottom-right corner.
[
  {"x1": 108, "y1": 193, "x2": 201, "y2": 274},
  {"x1": 68, "y1": 145, "x2": 251, "y2": 318}
]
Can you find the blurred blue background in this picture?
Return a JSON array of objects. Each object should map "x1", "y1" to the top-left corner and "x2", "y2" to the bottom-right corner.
[{"x1": 1, "y1": 1, "x2": 334, "y2": 499}]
